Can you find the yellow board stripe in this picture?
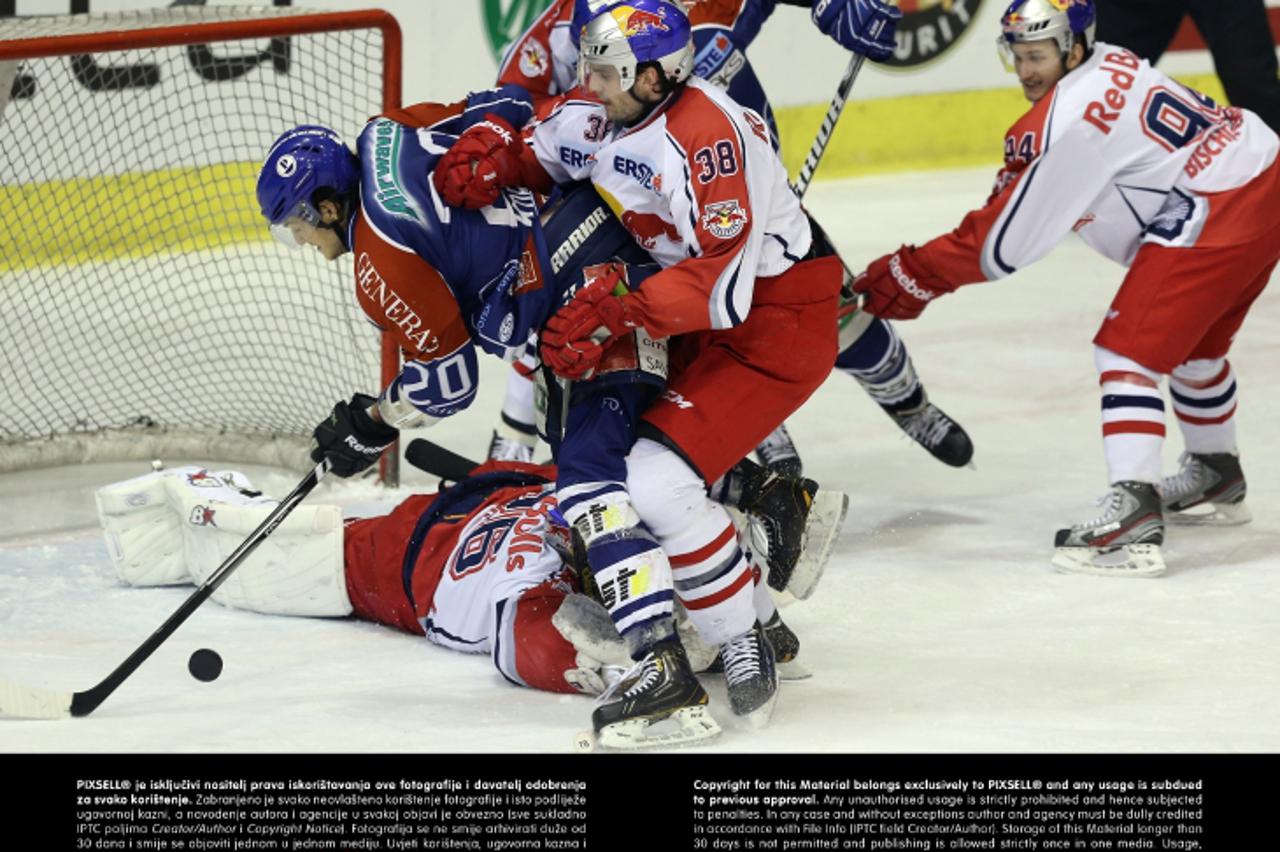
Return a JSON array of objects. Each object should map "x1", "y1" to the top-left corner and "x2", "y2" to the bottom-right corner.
[
  {"x1": 1, "y1": 161, "x2": 267, "y2": 273},
  {"x1": 777, "y1": 72, "x2": 1229, "y2": 181},
  {"x1": 1, "y1": 73, "x2": 1231, "y2": 272}
]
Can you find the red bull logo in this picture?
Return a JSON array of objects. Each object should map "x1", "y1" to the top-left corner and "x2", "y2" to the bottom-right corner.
[
  {"x1": 622, "y1": 210, "x2": 681, "y2": 250},
  {"x1": 187, "y1": 469, "x2": 221, "y2": 488},
  {"x1": 700, "y1": 200, "x2": 748, "y2": 240},
  {"x1": 610, "y1": 5, "x2": 670, "y2": 37}
]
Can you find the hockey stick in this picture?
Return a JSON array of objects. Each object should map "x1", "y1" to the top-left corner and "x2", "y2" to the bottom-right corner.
[
  {"x1": 0, "y1": 460, "x2": 330, "y2": 720},
  {"x1": 791, "y1": 17, "x2": 889, "y2": 199},
  {"x1": 404, "y1": 437, "x2": 481, "y2": 481}
]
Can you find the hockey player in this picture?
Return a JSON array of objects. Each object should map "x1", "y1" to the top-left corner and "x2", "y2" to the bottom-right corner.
[
  {"x1": 96, "y1": 462, "x2": 631, "y2": 696},
  {"x1": 258, "y1": 89, "x2": 840, "y2": 747},
  {"x1": 434, "y1": 0, "x2": 846, "y2": 744},
  {"x1": 851, "y1": 0, "x2": 1279, "y2": 577},
  {"x1": 483, "y1": 0, "x2": 974, "y2": 473}
]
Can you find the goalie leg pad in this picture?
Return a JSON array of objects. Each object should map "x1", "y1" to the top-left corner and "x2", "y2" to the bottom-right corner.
[
  {"x1": 96, "y1": 468, "x2": 191, "y2": 587},
  {"x1": 97, "y1": 466, "x2": 351, "y2": 615},
  {"x1": 175, "y1": 495, "x2": 348, "y2": 617}
]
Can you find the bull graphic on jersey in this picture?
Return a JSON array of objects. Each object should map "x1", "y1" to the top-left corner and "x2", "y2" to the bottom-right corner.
[
  {"x1": 186, "y1": 470, "x2": 222, "y2": 488},
  {"x1": 701, "y1": 200, "x2": 748, "y2": 239},
  {"x1": 612, "y1": 6, "x2": 670, "y2": 36},
  {"x1": 621, "y1": 210, "x2": 681, "y2": 249}
]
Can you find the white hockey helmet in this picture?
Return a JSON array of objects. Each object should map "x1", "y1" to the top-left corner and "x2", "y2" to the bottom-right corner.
[
  {"x1": 577, "y1": 0, "x2": 695, "y2": 92},
  {"x1": 997, "y1": 0, "x2": 1096, "y2": 69}
]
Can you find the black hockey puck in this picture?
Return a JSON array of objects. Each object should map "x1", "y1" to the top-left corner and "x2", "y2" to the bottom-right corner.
[{"x1": 188, "y1": 648, "x2": 223, "y2": 682}]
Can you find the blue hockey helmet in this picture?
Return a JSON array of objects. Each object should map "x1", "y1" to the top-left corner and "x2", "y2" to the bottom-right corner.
[
  {"x1": 256, "y1": 125, "x2": 358, "y2": 246},
  {"x1": 577, "y1": 0, "x2": 694, "y2": 91},
  {"x1": 998, "y1": 0, "x2": 1096, "y2": 69}
]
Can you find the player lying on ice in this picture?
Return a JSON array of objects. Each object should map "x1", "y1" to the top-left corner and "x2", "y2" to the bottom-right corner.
[
  {"x1": 850, "y1": 0, "x2": 1277, "y2": 578},
  {"x1": 256, "y1": 49, "x2": 847, "y2": 746},
  {"x1": 432, "y1": 0, "x2": 856, "y2": 746},
  {"x1": 482, "y1": 0, "x2": 974, "y2": 473},
  {"x1": 95, "y1": 460, "x2": 811, "y2": 709}
]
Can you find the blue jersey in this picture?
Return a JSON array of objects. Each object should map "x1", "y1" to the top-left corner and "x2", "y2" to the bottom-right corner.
[{"x1": 349, "y1": 86, "x2": 561, "y2": 421}]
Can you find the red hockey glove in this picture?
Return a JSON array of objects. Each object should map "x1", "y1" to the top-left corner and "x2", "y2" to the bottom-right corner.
[
  {"x1": 851, "y1": 245, "x2": 955, "y2": 320},
  {"x1": 432, "y1": 114, "x2": 525, "y2": 209},
  {"x1": 540, "y1": 266, "x2": 641, "y2": 380}
]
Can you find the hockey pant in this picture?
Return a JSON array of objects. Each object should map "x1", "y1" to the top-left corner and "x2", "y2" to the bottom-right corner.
[
  {"x1": 620, "y1": 255, "x2": 841, "y2": 647},
  {"x1": 1091, "y1": 154, "x2": 1280, "y2": 484}
]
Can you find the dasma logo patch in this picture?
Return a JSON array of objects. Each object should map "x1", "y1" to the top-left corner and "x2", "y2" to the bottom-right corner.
[{"x1": 884, "y1": 0, "x2": 983, "y2": 69}]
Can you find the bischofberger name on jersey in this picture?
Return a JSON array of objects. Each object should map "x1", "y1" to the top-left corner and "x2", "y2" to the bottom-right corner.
[
  {"x1": 356, "y1": 251, "x2": 439, "y2": 353},
  {"x1": 372, "y1": 119, "x2": 422, "y2": 221}
]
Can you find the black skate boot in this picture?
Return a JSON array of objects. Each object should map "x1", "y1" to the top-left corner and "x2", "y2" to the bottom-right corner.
[
  {"x1": 719, "y1": 621, "x2": 779, "y2": 726},
  {"x1": 753, "y1": 423, "x2": 803, "y2": 477},
  {"x1": 886, "y1": 395, "x2": 974, "y2": 467},
  {"x1": 705, "y1": 610, "x2": 808, "y2": 680},
  {"x1": 1160, "y1": 452, "x2": 1250, "y2": 526},
  {"x1": 590, "y1": 638, "x2": 720, "y2": 749},
  {"x1": 734, "y1": 459, "x2": 848, "y2": 599},
  {"x1": 1052, "y1": 481, "x2": 1165, "y2": 577}
]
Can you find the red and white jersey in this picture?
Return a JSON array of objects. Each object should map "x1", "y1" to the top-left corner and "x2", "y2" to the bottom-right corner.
[
  {"x1": 918, "y1": 43, "x2": 1280, "y2": 284},
  {"x1": 495, "y1": 0, "x2": 580, "y2": 103},
  {"x1": 415, "y1": 485, "x2": 568, "y2": 665},
  {"x1": 528, "y1": 77, "x2": 811, "y2": 336}
]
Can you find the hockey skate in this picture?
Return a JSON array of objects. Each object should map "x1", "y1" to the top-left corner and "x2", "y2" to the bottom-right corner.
[
  {"x1": 1052, "y1": 481, "x2": 1166, "y2": 578},
  {"x1": 719, "y1": 621, "x2": 779, "y2": 728},
  {"x1": 1160, "y1": 452, "x2": 1251, "y2": 526},
  {"x1": 486, "y1": 429, "x2": 534, "y2": 463},
  {"x1": 753, "y1": 423, "x2": 803, "y2": 477},
  {"x1": 737, "y1": 462, "x2": 849, "y2": 599},
  {"x1": 704, "y1": 610, "x2": 810, "y2": 681},
  {"x1": 888, "y1": 397, "x2": 974, "y2": 468},
  {"x1": 589, "y1": 639, "x2": 721, "y2": 750}
]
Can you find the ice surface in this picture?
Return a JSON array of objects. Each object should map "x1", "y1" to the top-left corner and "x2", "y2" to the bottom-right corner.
[{"x1": 2, "y1": 168, "x2": 1277, "y2": 753}]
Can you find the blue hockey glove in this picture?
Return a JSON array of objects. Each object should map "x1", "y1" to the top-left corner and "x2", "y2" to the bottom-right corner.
[{"x1": 811, "y1": 0, "x2": 902, "y2": 62}]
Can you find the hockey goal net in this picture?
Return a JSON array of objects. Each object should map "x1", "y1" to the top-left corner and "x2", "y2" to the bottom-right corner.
[{"x1": 0, "y1": 6, "x2": 401, "y2": 477}]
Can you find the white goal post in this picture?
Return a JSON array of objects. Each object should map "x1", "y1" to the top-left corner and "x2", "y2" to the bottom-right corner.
[{"x1": 0, "y1": 6, "x2": 403, "y2": 481}]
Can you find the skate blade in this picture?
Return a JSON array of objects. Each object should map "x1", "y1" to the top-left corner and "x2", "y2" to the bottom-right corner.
[
  {"x1": 1166, "y1": 500, "x2": 1251, "y2": 527},
  {"x1": 778, "y1": 660, "x2": 812, "y2": 681},
  {"x1": 788, "y1": 489, "x2": 850, "y2": 600},
  {"x1": 732, "y1": 686, "x2": 779, "y2": 731},
  {"x1": 1051, "y1": 543, "x2": 1166, "y2": 578},
  {"x1": 595, "y1": 705, "x2": 722, "y2": 750}
]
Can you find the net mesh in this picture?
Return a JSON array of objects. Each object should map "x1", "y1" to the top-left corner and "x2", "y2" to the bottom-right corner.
[{"x1": 0, "y1": 7, "x2": 391, "y2": 472}]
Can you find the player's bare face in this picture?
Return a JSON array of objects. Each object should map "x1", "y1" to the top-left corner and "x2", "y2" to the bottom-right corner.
[
  {"x1": 583, "y1": 63, "x2": 646, "y2": 123},
  {"x1": 1011, "y1": 41, "x2": 1065, "y2": 103}
]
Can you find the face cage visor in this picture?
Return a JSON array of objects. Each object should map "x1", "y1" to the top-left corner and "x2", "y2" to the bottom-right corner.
[
  {"x1": 997, "y1": 32, "x2": 1076, "y2": 72},
  {"x1": 267, "y1": 199, "x2": 323, "y2": 249}
]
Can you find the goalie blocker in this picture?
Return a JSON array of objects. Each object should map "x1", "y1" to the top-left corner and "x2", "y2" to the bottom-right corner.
[{"x1": 97, "y1": 463, "x2": 631, "y2": 695}]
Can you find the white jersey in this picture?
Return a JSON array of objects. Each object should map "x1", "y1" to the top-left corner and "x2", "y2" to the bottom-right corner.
[
  {"x1": 423, "y1": 485, "x2": 567, "y2": 672},
  {"x1": 916, "y1": 43, "x2": 1280, "y2": 283},
  {"x1": 527, "y1": 76, "x2": 811, "y2": 337}
]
